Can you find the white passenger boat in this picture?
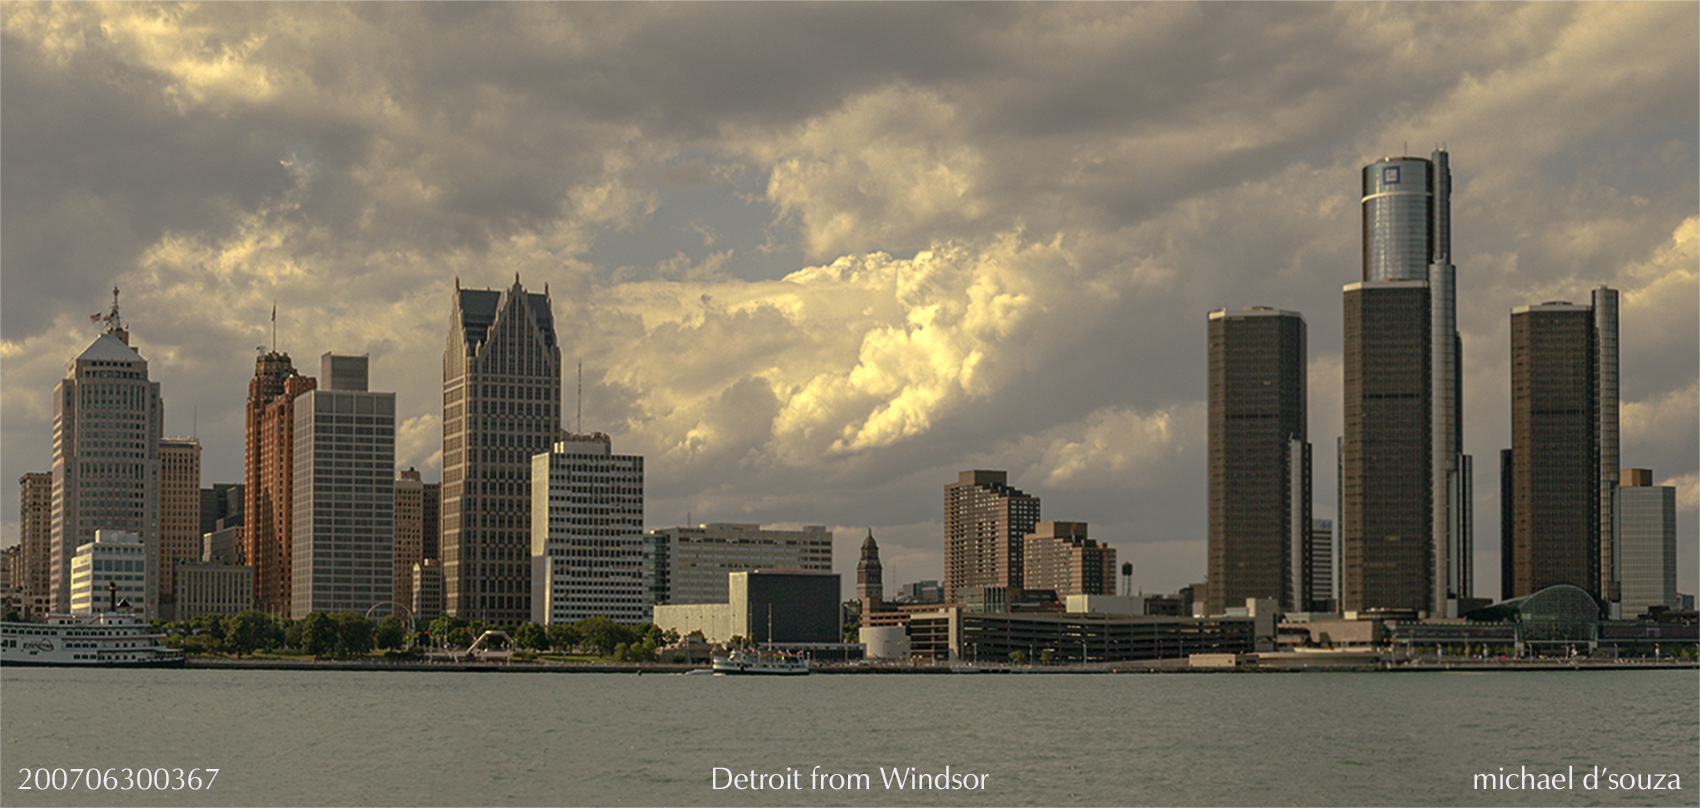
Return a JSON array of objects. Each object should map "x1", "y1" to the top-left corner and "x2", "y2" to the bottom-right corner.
[
  {"x1": 711, "y1": 649, "x2": 809, "y2": 675},
  {"x1": 1, "y1": 613, "x2": 185, "y2": 667}
]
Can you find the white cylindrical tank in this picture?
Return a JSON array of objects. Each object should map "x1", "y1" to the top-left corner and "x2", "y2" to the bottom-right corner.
[{"x1": 861, "y1": 626, "x2": 911, "y2": 660}]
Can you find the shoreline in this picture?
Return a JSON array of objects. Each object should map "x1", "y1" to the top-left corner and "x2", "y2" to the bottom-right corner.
[{"x1": 171, "y1": 657, "x2": 1699, "y2": 674}]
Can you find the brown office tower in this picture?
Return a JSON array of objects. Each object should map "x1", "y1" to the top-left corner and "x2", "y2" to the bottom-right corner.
[
  {"x1": 856, "y1": 530, "x2": 883, "y2": 610},
  {"x1": 1341, "y1": 282, "x2": 1431, "y2": 613},
  {"x1": 1207, "y1": 308, "x2": 1310, "y2": 615},
  {"x1": 244, "y1": 352, "x2": 316, "y2": 615},
  {"x1": 393, "y1": 468, "x2": 441, "y2": 617},
  {"x1": 1023, "y1": 521, "x2": 1116, "y2": 597},
  {"x1": 442, "y1": 277, "x2": 561, "y2": 624},
  {"x1": 1505, "y1": 302, "x2": 1601, "y2": 598},
  {"x1": 158, "y1": 437, "x2": 202, "y2": 621},
  {"x1": 18, "y1": 473, "x2": 53, "y2": 613},
  {"x1": 944, "y1": 470, "x2": 1039, "y2": 603}
]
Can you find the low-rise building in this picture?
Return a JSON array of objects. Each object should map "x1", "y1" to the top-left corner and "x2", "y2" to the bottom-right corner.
[
  {"x1": 652, "y1": 569, "x2": 841, "y2": 644},
  {"x1": 175, "y1": 561, "x2": 254, "y2": 619},
  {"x1": 69, "y1": 530, "x2": 154, "y2": 618}
]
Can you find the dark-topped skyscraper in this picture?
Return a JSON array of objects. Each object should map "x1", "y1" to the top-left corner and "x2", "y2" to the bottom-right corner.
[
  {"x1": 944, "y1": 470, "x2": 1039, "y2": 603},
  {"x1": 1341, "y1": 150, "x2": 1471, "y2": 616},
  {"x1": 1207, "y1": 307, "x2": 1310, "y2": 614},
  {"x1": 1503, "y1": 290, "x2": 1618, "y2": 602},
  {"x1": 443, "y1": 277, "x2": 561, "y2": 624}
]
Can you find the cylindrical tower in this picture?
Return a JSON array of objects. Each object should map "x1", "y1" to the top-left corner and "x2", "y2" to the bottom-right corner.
[{"x1": 1361, "y1": 157, "x2": 1435, "y2": 282}]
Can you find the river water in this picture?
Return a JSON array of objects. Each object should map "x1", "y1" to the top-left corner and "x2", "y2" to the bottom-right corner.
[{"x1": 2, "y1": 667, "x2": 1694, "y2": 806}]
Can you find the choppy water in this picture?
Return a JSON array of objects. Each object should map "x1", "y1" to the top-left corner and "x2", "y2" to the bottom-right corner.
[{"x1": 2, "y1": 667, "x2": 1695, "y2": 806}]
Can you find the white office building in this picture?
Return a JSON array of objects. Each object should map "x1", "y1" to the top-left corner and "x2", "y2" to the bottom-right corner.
[
  {"x1": 69, "y1": 530, "x2": 154, "y2": 617},
  {"x1": 291, "y1": 353, "x2": 395, "y2": 618},
  {"x1": 645, "y1": 523, "x2": 833, "y2": 607},
  {"x1": 1616, "y1": 470, "x2": 1677, "y2": 619},
  {"x1": 531, "y1": 433, "x2": 645, "y2": 624}
]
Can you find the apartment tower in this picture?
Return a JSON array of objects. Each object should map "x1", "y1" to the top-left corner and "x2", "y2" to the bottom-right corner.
[
  {"x1": 1022, "y1": 521, "x2": 1117, "y2": 597},
  {"x1": 1207, "y1": 307, "x2": 1310, "y2": 614},
  {"x1": 50, "y1": 292, "x2": 163, "y2": 613},
  {"x1": 443, "y1": 277, "x2": 562, "y2": 624},
  {"x1": 944, "y1": 470, "x2": 1040, "y2": 603},
  {"x1": 244, "y1": 350, "x2": 315, "y2": 615},
  {"x1": 1341, "y1": 150, "x2": 1471, "y2": 615}
]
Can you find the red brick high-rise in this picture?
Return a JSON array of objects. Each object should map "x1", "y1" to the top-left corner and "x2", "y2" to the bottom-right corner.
[{"x1": 244, "y1": 352, "x2": 315, "y2": 616}]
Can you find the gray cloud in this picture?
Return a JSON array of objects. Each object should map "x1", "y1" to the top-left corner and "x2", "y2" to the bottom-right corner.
[{"x1": 3, "y1": 2, "x2": 1694, "y2": 597}]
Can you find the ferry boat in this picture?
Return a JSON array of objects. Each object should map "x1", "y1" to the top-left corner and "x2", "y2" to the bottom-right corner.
[
  {"x1": 1, "y1": 613, "x2": 185, "y2": 667},
  {"x1": 711, "y1": 649, "x2": 809, "y2": 676}
]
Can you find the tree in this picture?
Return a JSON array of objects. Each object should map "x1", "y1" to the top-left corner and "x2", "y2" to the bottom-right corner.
[
  {"x1": 301, "y1": 612, "x2": 336, "y2": 657},
  {"x1": 546, "y1": 623, "x2": 580, "y2": 653},
  {"x1": 428, "y1": 615, "x2": 462, "y2": 648},
  {"x1": 574, "y1": 616, "x2": 632, "y2": 657},
  {"x1": 374, "y1": 615, "x2": 407, "y2": 651},
  {"x1": 515, "y1": 622, "x2": 548, "y2": 651},
  {"x1": 226, "y1": 611, "x2": 277, "y2": 657},
  {"x1": 332, "y1": 612, "x2": 375, "y2": 657},
  {"x1": 2, "y1": 608, "x2": 20, "y2": 622},
  {"x1": 613, "y1": 642, "x2": 629, "y2": 662},
  {"x1": 1010, "y1": 650, "x2": 1028, "y2": 665},
  {"x1": 1038, "y1": 649, "x2": 1055, "y2": 666}
]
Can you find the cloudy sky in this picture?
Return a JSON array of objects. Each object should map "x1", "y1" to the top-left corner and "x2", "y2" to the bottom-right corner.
[{"x1": 3, "y1": 2, "x2": 1695, "y2": 600}]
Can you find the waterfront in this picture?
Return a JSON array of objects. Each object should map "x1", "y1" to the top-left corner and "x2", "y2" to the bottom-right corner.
[{"x1": 2, "y1": 667, "x2": 1695, "y2": 806}]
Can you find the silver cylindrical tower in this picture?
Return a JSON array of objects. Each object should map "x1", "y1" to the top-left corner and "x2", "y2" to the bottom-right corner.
[{"x1": 1361, "y1": 156, "x2": 1435, "y2": 282}]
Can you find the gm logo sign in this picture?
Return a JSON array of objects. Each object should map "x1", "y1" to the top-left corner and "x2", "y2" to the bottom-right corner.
[{"x1": 1382, "y1": 165, "x2": 1401, "y2": 184}]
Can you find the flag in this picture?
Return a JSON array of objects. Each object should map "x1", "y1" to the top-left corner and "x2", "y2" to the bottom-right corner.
[
  {"x1": 271, "y1": 303, "x2": 276, "y2": 322},
  {"x1": 90, "y1": 313, "x2": 102, "y2": 323}
]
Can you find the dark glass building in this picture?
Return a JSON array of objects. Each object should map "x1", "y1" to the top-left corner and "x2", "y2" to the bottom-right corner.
[
  {"x1": 1207, "y1": 307, "x2": 1310, "y2": 614},
  {"x1": 1505, "y1": 302, "x2": 1600, "y2": 599},
  {"x1": 1341, "y1": 282, "x2": 1431, "y2": 612}
]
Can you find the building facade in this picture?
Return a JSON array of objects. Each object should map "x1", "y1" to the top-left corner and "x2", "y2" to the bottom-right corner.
[
  {"x1": 945, "y1": 470, "x2": 1040, "y2": 603},
  {"x1": 1208, "y1": 307, "x2": 1310, "y2": 614},
  {"x1": 1506, "y1": 302, "x2": 1599, "y2": 599},
  {"x1": 530, "y1": 433, "x2": 644, "y2": 624},
  {"x1": 245, "y1": 351, "x2": 316, "y2": 615},
  {"x1": 290, "y1": 354, "x2": 395, "y2": 618},
  {"x1": 393, "y1": 468, "x2": 440, "y2": 619},
  {"x1": 69, "y1": 530, "x2": 152, "y2": 617},
  {"x1": 1309, "y1": 519, "x2": 1334, "y2": 610},
  {"x1": 1343, "y1": 151, "x2": 1472, "y2": 617},
  {"x1": 157, "y1": 437, "x2": 201, "y2": 621},
  {"x1": 51, "y1": 302, "x2": 163, "y2": 614},
  {"x1": 174, "y1": 561, "x2": 253, "y2": 620},
  {"x1": 1023, "y1": 521, "x2": 1116, "y2": 597},
  {"x1": 199, "y1": 483, "x2": 244, "y2": 538},
  {"x1": 646, "y1": 522, "x2": 833, "y2": 607},
  {"x1": 16, "y1": 473, "x2": 52, "y2": 614},
  {"x1": 442, "y1": 278, "x2": 562, "y2": 624},
  {"x1": 1616, "y1": 470, "x2": 1676, "y2": 619}
]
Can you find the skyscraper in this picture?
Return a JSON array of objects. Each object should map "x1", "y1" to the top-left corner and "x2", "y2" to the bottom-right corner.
[
  {"x1": 393, "y1": 468, "x2": 440, "y2": 619},
  {"x1": 443, "y1": 277, "x2": 562, "y2": 624},
  {"x1": 17, "y1": 473, "x2": 53, "y2": 614},
  {"x1": 944, "y1": 470, "x2": 1040, "y2": 603},
  {"x1": 530, "y1": 433, "x2": 644, "y2": 624},
  {"x1": 50, "y1": 291, "x2": 163, "y2": 613},
  {"x1": 244, "y1": 350, "x2": 315, "y2": 615},
  {"x1": 1341, "y1": 150, "x2": 1470, "y2": 615},
  {"x1": 1591, "y1": 287, "x2": 1620, "y2": 607},
  {"x1": 158, "y1": 437, "x2": 202, "y2": 621},
  {"x1": 291, "y1": 353, "x2": 395, "y2": 618},
  {"x1": 1616, "y1": 469, "x2": 1676, "y2": 618},
  {"x1": 1505, "y1": 302, "x2": 1598, "y2": 599},
  {"x1": 1207, "y1": 307, "x2": 1310, "y2": 614}
]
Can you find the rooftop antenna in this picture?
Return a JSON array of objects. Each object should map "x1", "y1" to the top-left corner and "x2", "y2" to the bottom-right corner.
[
  {"x1": 576, "y1": 359, "x2": 583, "y2": 435},
  {"x1": 271, "y1": 300, "x2": 277, "y2": 353}
]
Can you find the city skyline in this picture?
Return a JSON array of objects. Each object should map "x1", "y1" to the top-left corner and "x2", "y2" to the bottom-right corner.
[{"x1": 3, "y1": 3, "x2": 1696, "y2": 599}]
